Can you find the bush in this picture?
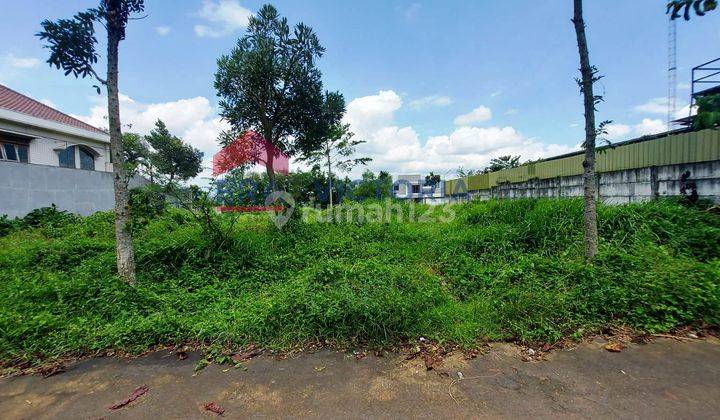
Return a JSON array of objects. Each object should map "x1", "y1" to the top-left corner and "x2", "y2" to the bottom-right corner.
[
  {"x1": 21, "y1": 204, "x2": 79, "y2": 228},
  {"x1": 130, "y1": 185, "x2": 167, "y2": 228},
  {"x1": 0, "y1": 198, "x2": 718, "y2": 367}
]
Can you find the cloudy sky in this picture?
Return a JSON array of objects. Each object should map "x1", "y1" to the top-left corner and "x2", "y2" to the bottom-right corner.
[{"x1": 1, "y1": 0, "x2": 717, "y2": 181}]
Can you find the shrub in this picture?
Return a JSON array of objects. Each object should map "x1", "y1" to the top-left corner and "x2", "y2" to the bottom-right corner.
[{"x1": 0, "y1": 198, "x2": 718, "y2": 367}]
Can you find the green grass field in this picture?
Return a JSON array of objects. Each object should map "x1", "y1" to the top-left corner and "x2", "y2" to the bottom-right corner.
[{"x1": 1, "y1": 198, "x2": 718, "y2": 368}]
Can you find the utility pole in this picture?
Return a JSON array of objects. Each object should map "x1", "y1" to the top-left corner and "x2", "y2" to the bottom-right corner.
[{"x1": 668, "y1": 17, "x2": 678, "y2": 130}]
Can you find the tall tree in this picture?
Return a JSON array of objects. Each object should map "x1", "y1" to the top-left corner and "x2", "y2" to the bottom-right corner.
[
  {"x1": 145, "y1": 120, "x2": 204, "y2": 184},
  {"x1": 572, "y1": 0, "x2": 600, "y2": 261},
  {"x1": 215, "y1": 4, "x2": 327, "y2": 191},
  {"x1": 300, "y1": 92, "x2": 370, "y2": 208},
  {"x1": 667, "y1": 0, "x2": 717, "y2": 20},
  {"x1": 38, "y1": 0, "x2": 145, "y2": 283}
]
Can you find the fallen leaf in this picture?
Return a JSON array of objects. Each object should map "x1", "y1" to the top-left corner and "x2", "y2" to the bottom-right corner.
[
  {"x1": 39, "y1": 364, "x2": 67, "y2": 378},
  {"x1": 231, "y1": 346, "x2": 262, "y2": 363},
  {"x1": 177, "y1": 351, "x2": 188, "y2": 360},
  {"x1": 204, "y1": 402, "x2": 225, "y2": 415},
  {"x1": 604, "y1": 342, "x2": 625, "y2": 352},
  {"x1": 109, "y1": 385, "x2": 149, "y2": 410}
]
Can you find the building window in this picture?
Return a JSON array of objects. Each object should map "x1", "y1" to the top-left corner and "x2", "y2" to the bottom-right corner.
[
  {"x1": 79, "y1": 146, "x2": 95, "y2": 170},
  {"x1": 412, "y1": 184, "x2": 420, "y2": 194},
  {"x1": 58, "y1": 146, "x2": 75, "y2": 168},
  {"x1": 0, "y1": 143, "x2": 29, "y2": 163}
]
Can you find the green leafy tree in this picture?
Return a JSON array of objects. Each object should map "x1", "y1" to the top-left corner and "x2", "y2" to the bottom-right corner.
[
  {"x1": 484, "y1": 155, "x2": 521, "y2": 173},
  {"x1": 353, "y1": 170, "x2": 392, "y2": 201},
  {"x1": 667, "y1": 0, "x2": 717, "y2": 20},
  {"x1": 122, "y1": 132, "x2": 151, "y2": 180},
  {"x1": 692, "y1": 94, "x2": 720, "y2": 130},
  {"x1": 301, "y1": 104, "x2": 372, "y2": 207},
  {"x1": 145, "y1": 120, "x2": 204, "y2": 184},
  {"x1": 300, "y1": 91, "x2": 371, "y2": 208},
  {"x1": 38, "y1": 0, "x2": 145, "y2": 284},
  {"x1": 215, "y1": 4, "x2": 328, "y2": 190},
  {"x1": 425, "y1": 172, "x2": 441, "y2": 187}
]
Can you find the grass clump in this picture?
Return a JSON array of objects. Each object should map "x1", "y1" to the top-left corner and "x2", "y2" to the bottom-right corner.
[{"x1": 0, "y1": 198, "x2": 718, "y2": 367}]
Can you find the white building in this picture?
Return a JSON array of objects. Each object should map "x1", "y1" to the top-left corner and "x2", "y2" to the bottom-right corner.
[
  {"x1": 0, "y1": 84, "x2": 145, "y2": 218},
  {"x1": 0, "y1": 84, "x2": 111, "y2": 171},
  {"x1": 393, "y1": 174, "x2": 446, "y2": 204}
]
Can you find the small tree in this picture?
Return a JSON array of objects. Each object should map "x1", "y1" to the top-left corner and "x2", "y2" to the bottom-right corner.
[
  {"x1": 215, "y1": 4, "x2": 328, "y2": 191},
  {"x1": 572, "y1": 0, "x2": 601, "y2": 261},
  {"x1": 484, "y1": 155, "x2": 521, "y2": 173},
  {"x1": 38, "y1": 0, "x2": 145, "y2": 283},
  {"x1": 300, "y1": 93, "x2": 371, "y2": 208},
  {"x1": 425, "y1": 172, "x2": 441, "y2": 187},
  {"x1": 145, "y1": 120, "x2": 204, "y2": 185}
]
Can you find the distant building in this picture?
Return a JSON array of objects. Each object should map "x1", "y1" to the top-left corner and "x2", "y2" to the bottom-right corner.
[
  {"x1": 0, "y1": 84, "x2": 144, "y2": 218},
  {"x1": 393, "y1": 174, "x2": 445, "y2": 204}
]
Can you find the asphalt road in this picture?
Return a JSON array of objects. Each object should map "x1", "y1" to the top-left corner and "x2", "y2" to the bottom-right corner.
[{"x1": 1, "y1": 337, "x2": 719, "y2": 419}]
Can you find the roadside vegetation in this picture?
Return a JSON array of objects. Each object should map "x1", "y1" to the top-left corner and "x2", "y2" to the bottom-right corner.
[{"x1": 1, "y1": 198, "x2": 718, "y2": 368}]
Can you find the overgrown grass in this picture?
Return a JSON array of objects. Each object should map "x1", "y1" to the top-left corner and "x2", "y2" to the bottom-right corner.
[{"x1": 0, "y1": 198, "x2": 718, "y2": 367}]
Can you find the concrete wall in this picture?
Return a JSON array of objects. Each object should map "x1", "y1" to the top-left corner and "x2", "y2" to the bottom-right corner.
[
  {"x1": 0, "y1": 161, "x2": 147, "y2": 218},
  {"x1": 456, "y1": 160, "x2": 720, "y2": 204}
]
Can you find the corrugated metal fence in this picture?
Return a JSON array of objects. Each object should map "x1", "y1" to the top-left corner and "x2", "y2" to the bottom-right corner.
[{"x1": 445, "y1": 129, "x2": 720, "y2": 196}]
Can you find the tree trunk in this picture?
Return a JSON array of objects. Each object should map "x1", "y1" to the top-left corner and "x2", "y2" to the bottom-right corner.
[
  {"x1": 572, "y1": 0, "x2": 599, "y2": 261},
  {"x1": 265, "y1": 147, "x2": 276, "y2": 192},
  {"x1": 107, "y1": 7, "x2": 136, "y2": 284}
]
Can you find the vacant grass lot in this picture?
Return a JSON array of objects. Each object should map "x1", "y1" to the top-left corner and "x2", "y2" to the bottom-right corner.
[{"x1": 0, "y1": 198, "x2": 718, "y2": 368}]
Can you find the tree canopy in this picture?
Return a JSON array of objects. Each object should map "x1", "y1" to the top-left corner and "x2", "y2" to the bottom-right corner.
[
  {"x1": 214, "y1": 4, "x2": 331, "y2": 186},
  {"x1": 144, "y1": 120, "x2": 204, "y2": 184},
  {"x1": 667, "y1": 0, "x2": 717, "y2": 20}
]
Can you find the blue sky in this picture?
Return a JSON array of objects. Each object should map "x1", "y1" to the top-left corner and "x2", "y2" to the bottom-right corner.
[{"x1": 1, "y1": 0, "x2": 717, "y2": 179}]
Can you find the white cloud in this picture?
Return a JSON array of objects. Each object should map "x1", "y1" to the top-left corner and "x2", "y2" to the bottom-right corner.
[
  {"x1": 604, "y1": 123, "x2": 632, "y2": 140},
  {"x1": 454, "y1": 106, "x2": 492, "y2": 126},
  {"x1": 504, "y1": 109, "x2": 518, "y2": 116},
  {"x1": 194, "y1": 0, "x2": 253, "y2": 38},
  {"x1": 634, "y1": 118, "x2": 666, "y2": 136},
  {"x1": 343, "y1": 90, "x2": 402, "y2": 134},
  {"x1": 398, "y1": 3, "x2": 421, "y2": 20},
  {"x1": 342, "y1": 90, "x2": 574, "y2": 178},
  {"x1": 75, "y1": 95, "x2": 229, "y2": 182},
  {"x1": 2, "y1": 53, "x2": 40, "y2": 69},
  {"x1": 491, "y1": 91, "x2": 502, "y2": 97},
  {"x1": 409, "y1": 95, "x2": 452, "y2": 110},
  {"x1": 634, "y1": 97, "x2": 668, "y2": 114},
  {"x1": 634, "y1": 97, "x2": 693, "y2": 120},
  {"x1": 155, "y1": 26, "x2": 171, "y2": 36},
  {"x1": 603, "y1": 119, "x2": 667, "y2": 142}
]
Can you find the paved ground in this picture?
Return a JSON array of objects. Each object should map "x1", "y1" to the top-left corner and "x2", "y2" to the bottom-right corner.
[{"x1": 1, "y1": 337, "x2": 719, "y2": 419}]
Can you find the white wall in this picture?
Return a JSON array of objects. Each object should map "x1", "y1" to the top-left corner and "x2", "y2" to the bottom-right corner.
[{"x1": 0, "y1": 118, "x2": 111, "y2": 172}]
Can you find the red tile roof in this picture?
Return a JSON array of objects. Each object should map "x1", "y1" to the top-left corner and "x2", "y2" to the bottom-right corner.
[{"x1": 0, "y1": 84, "x2": 107, "y2": 136}]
